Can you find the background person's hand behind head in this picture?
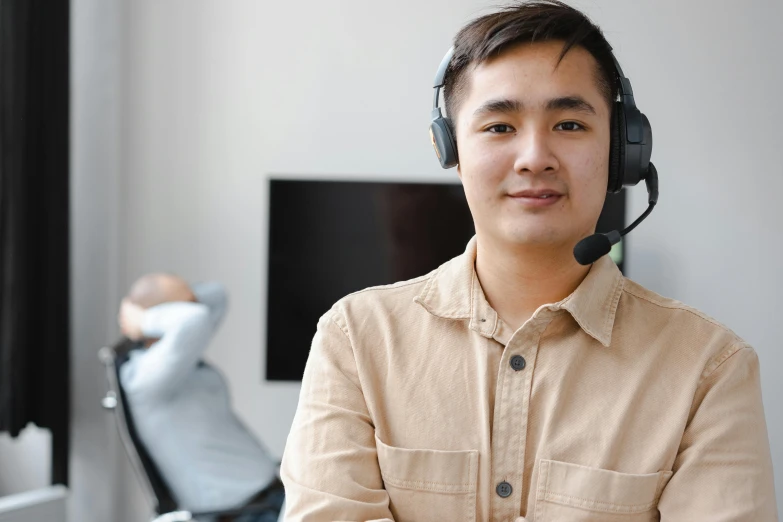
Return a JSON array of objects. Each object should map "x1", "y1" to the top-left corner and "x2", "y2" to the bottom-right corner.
[
  {"x1": 120, "y1": 273, "x2": 198, "y2": 343},
  {"x1": 118, "y1": 298, "x2": 145, "y2": 341}
]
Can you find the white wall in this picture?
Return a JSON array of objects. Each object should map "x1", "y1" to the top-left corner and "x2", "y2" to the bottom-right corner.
[
  {"x1": 71, "y1": 1, "x2": 152, "y2": 522},
  {"x1": 109, "y1": 0, "x2": 783, "y2": 519}
]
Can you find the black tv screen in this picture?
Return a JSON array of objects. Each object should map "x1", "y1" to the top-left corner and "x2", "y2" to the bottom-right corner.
[{"x1": 265, "y1": 178, "x2": 625, "y2": 381}]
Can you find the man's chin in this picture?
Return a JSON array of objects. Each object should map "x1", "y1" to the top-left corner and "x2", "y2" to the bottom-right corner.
[
  {"x1": 500, "y1": 227, "x2": 565, "y2": 247},
  {"x1": 490, "y1": 229, "x2": 588, "y2": 255}
]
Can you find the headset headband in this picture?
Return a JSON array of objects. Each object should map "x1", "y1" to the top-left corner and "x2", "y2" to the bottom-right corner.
[{"x1": 432, "y1": 47, "x2": 454, "y2": 113}]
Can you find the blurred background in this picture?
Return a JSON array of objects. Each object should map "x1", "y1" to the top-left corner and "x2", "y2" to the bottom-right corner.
[{"x1": 0, "y1": 0, "x2": 781, "y2": 520}]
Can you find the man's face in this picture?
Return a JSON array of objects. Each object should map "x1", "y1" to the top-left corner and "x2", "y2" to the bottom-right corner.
[{"x1": 454, "y1": 41, "x2": 611, "y2": 251}]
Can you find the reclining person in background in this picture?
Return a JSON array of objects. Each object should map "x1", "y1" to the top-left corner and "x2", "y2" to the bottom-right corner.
[{"x1": 117, "y1": 273, "x2": 284, "y2": 522}]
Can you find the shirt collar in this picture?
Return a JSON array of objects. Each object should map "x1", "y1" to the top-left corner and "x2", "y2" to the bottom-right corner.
[{"x1": 414, "y1": 236, "x2": 624, "y2": 347}]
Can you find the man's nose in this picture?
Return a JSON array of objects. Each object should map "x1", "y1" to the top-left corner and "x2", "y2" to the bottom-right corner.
[{"x1": 511, "y1": 128, "x2": 559, "y2": 176}]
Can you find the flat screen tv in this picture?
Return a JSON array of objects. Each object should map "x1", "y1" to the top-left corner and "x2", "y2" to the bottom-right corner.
[{"x1": 265, "y1": 178, "x2": 625, "y2": 381}]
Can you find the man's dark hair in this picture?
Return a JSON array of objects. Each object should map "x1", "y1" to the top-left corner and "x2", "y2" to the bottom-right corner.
[{"x1": 443, "y1": 0, "x2": 619, "y2": 124}]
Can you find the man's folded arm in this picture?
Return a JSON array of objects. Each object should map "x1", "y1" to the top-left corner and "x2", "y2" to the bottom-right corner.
[
  {"x1": 657, "y1": 343, "x2": 778, "y2": 521},
  {"x1": 280, "y1": 310, "x2": 395, "y2": 522}
]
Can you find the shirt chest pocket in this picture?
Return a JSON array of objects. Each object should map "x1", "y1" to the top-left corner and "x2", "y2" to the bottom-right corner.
[
  {"x1": 534, "y1": 460, "x2": 673, "y2": 522},
  {"x1": 375, "y1": 436, "x2": 478, "y2": 522}
]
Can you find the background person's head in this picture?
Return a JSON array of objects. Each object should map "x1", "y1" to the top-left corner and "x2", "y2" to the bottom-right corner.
[
  {"x1": 443, "y1": 1, "x2": 619, "y2": 255},
  {"x1": 126, "y1": 273, "x2": 196, "y2": 309}
]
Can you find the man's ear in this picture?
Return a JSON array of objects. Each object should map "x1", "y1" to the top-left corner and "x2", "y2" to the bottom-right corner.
[{"x1": 456, "y1": 163, "x2": 463, "y2": 181}]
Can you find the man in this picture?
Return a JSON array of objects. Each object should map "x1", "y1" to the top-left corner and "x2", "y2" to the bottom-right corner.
[
  {"x1": 281, "y1": 1, "x2": 776, "y2": 521},
  {"x1": 118, "y1": 274, "x2": 284, "y2": 522}
]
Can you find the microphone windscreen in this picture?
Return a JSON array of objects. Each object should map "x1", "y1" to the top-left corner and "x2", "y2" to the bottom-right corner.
[{"x1": 573, "y1": 234, "x2": 612, "y2": 266}]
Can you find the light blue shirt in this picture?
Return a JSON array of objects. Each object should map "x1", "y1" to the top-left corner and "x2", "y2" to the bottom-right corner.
[{"x1": 120, "y1": 282, "x2": 277, "y2": 512}]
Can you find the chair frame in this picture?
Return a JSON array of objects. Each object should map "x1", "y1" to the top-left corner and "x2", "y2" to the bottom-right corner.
[{"x1": 99, "y1": 338, "x2": 280, "y2": 522}]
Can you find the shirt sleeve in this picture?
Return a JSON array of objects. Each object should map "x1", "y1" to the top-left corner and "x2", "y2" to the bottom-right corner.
[
  {"x1": 191, "y1": 281, "x2": 229, "y2": 331},
  {"x1": 280, "y1": 310, "x2": 395, "y2": 522},
  {"x1": 121, "y1": 301, "x2": 213, "y2": 399},
  {"x1": 657, "y1": 343, "x2": 778, "y2": 521}
]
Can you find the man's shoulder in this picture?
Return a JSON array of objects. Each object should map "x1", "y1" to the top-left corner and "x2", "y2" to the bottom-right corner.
[
  {"x1": 322, "y1": 270, "x2": 437, "y2": 328},
  {"x1": 619, "y1": 277, "x2": 749, "y2": 361},
  {"x1": 621, "y1": 277, "x2": 736, "y2": 331}
]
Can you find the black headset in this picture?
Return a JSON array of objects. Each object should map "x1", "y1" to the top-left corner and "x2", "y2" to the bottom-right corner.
[
  {"x1": 429, "y1": 46, "x2": 659, "y2": 265},
  {"x1": 429, "y1": 47, "x2": 653, "y2": 194}
]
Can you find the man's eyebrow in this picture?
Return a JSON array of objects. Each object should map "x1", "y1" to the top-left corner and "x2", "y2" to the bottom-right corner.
[
  {"x1": 546, "y1": 96, "x2": 596, "y2": 115},
  {"x1": 472, "y1": 96, "x2": 597, "y2": 117},
  {"x1": 472, "y1": 98, "x2": 523, "y2": 117}
]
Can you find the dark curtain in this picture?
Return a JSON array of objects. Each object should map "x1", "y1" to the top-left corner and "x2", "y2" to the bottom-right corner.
[{"x1": 0, "y1": 0, "x2": 70, "y2": 486}]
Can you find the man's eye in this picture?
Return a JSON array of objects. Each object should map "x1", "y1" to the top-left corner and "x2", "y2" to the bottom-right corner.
[
  {"x1": 486, "y1": 124, "x2": 514, "y2": 133},
  {"x1": 555, "y1": 121, "x2": 586, "y2": 131}
]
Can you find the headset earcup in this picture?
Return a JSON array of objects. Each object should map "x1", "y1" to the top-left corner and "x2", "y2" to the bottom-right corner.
[
  {"x1": 429, "y1": 118, "x2": 459, "y2": 169},
  {"x1": 608, "y1": 102, "x2": 626, "y2": 193}
]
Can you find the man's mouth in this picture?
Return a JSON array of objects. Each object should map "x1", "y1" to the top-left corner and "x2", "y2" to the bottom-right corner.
[
  {"x1": 508, "y1": 189, "x2": 563, "y2": 198},
  {"x1": 507, "y1": 189, "x2": 564, "y2": 206}
]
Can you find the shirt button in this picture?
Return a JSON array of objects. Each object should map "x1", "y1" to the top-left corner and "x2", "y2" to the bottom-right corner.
[
  {"x1": 496, "y1": 481, "x2": 513, "y2": 498},
  {"x1": 510, "y1": 355, "x2": 526, "y2": 371}
]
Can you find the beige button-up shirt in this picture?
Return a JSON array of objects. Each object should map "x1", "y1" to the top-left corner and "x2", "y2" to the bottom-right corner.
[{"x1": 281, "y1": 237, "x2": 777, "y2": 521}]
